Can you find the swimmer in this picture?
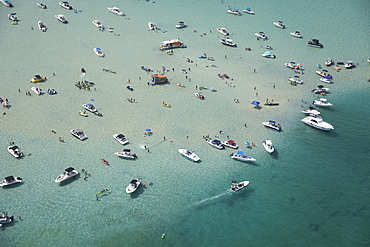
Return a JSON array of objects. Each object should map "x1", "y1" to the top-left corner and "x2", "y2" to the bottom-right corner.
[{"x1": 59, "y1": 137, "x2": 65, "y2": 142}]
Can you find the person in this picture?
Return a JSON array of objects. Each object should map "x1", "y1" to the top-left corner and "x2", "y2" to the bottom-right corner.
[{"x1": 59, "y1": 137, "x2": 64, "y2": 142}]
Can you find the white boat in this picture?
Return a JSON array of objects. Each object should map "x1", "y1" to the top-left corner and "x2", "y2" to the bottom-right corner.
[
  {"x1": 0, "y1": 212, "x2": 14, "y2": 224},
  {"x1": 113, "y1": 134, "x2": 129, "y2": 145},
  {"x1": 70, "y1": 129, "x2": 88, "y2": 140},
  {"x1": 255, "y1": 32, "x2": 268, "y2": 40},
  {"x1": 262, "y1": 51, "x2": 276, "y2": 58},
  {"x1": 221, "y1": 140, "x2": 238, "y2": 149},
  {"x1": 55, "y1": 167, "x2": 79, "y2": 183},
  {"x1": 0, "y1": 176, "x2": 23, "y2": 187},
  {"x1": 93, "y1": 48, "x2": 105, "y2": 57},
  {"x1": 59, "y1": 1, "x2": 72, "y2": 10},
  {"x1": 126, "y1": 179, "x2": 141, "y2": 193},
  {"x1": 176, "y1": 21, "x2": 187, "y2": 28},
  {"x1": 82, "y1": 103, "x2": 97, "y2": 113},
  {"x1": 301, "y1": 115, "x2": 334, "y2": 131},
  {"x1": 316, "y1": 70, "x2": 332, "y2": 79},
  {"x1": 325, "y1": 58, "x2": 334, "y2": 66},
  {"x1": 230, "y1": 151, "x2": 256, "y2": 162},
  {"x1": 311, "y1": 85, "x2": 329, "y2": 94},
  {"x1": 1, "y1": 0, "x2": 13, "y2": 7},
  {"x1": 31, "y1": 86, "x2": 44, "y2": 95},
  {"x1": 227, "y1": 9, "x2": 241, "y2": 15},
  {"x1": 115, "y1": 149, "x2": 137, "y2": 159},
  {"x1": 307, "y1": 39, "x2": 323, "y2": 48},
  {"x1": 274, "y1": 21, "x2": 285, "y2": 29},
  {"x1": 8, "y1": 13, "x2": 18, "y2": 21},
  {"x1": 79, "y1": 111, "x2": 88, "y2": 117},
  {"x1": 107, "y1": 7, "x2": 124, "y2": 16},
  {"x1": 290, "y1": 31, "x2": 302, "y2": 38},
  {"x1": 344, "y1": 60, "x2": 355, "y2": 69},
  {"x1": 262, "y1": 140, "x2": 274, "y2": 153},
  {"x1": 220, "y1": 39, "x2": 237, "y2": 47},
  {"x1": 159, "y1": 39, "x2": 186, "y2": 50},
  {"x1": 320, "y1": 78, "x2": 332, "y2": 84},
  {"x1": 37, "y1": 3, "x2": 47, "y2": 9},
  {"x1": 301, "y1": 107, "x2": 320, "y2": 115},
  {"x1": 243, "y1": 8, "x2": 254, "y2": 14},
  {"x1": 217, "y1": 28, "x2": 229, "y2": 36},
  {"x1": 313, "y1": 98, "x2": 333, "y2": 107},
  {"x1": 262, "y1": 120, "x2": 281, "y2": 131},
  {"x1": 206, "y1": 139, "x2": 224, "y2": 149},
  {"x1": 7, "y1": 145, "x2": 23, "y2": 158},
  {"x1": 38, "y1": 21, "x2": 47, "y2": 32},
  {"x1": 195, "y1": 92, "x2": 205, "y2": 100},
  {"x1": 55, "y1": 14, "x2": 68, "y2": 23},
  {"x1": 148, "y1": 22, "x2": 157, "y2": 30},
  {"x1": 92, "y1": 20, "x2": 104, "y2": 28},
  {"x1": 285, "y1": 62, "x2": 300, "y2": 69},
  {"x1": 231, "y1": 180, "x2": 250, "y2": 191},
  {"x1": 178, "y1": 149, "x2": 200, "y2": 162}
]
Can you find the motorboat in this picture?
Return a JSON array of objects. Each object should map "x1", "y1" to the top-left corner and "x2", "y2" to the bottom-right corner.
[
  {"x1": 262, "y1": 140, "x2": 274, "y2": 153},
  {"x1": 31, "y1": 74, "x2": 46, "y2": 83},
  {"x1": 79, "y1": 111, "x2": 88, "y2": 117},
  {"x1": 176, "y1": 21, "x2": 187, "y2": 28},
  {"x1": 107, "y1": 26, "x2": 114, "y2": 32},
  {"x1": 221, "y1": 140, "x2": 238, "y2": 149},
  {"x1": 126, "y1": 179, "x2": 141, "y2": 193},
  {"x1": 217, "y1": 28, "x2": 229, "y2": 36},
  {"x1": 59, "y1": 1, "x2": 72, "y2": 10},
  {"x1": 301, "y1": 115, "x2": 334, "y2": 131},
  {"x1": 55, "y1": 14, "x2": 68, "y2": 23},
  {"x1": 107, "y1": 7, "x2": 124, "y2": 16},
  {"x1": 316, "y1": 70, "x2": 332, "y2": 79},
  {"x1": 55, "y1": 167, "x2": 79, "y2": 183},
  {"x1": 307, "y1": 39, "x2": 323, "y2": 48},
  {"x1": 231, "y1": 180, "x2": 250, "y2": 191},
  {"x1": 262, "y1": 51, "x2": 276, "y2": 58},
  {"x1": 320, "y1": 78, "x2": 332, "y2": 84},
  {"x1": 115, "y1": 149, "x2": 137, "y2": 159},
  {"x1": 344, "y1": 60, "x2": 355, "y2": 69},
  {"x1": 325, "y1": 58, "x2": 334, "y2": 66},
  {"x1": 290, "y1": 31, "x2": 302, "y2": 38},
  {"x1": 285, "y1": 62, "x2": 300, "y2": 69},
  {"x1": 262, "y1": 120, "x2": 281, "y2": 131},
  {"x1": 0, "y1": 212, "x2": 14, "y2": 224},
  {"x1": 227, "y1": 9, "x2": 241, "y2": 15},
  {"x1": 8, "y1": 13, "x2": 18, "y2": 21},
  {"x1": 92, "y1": 20, "x2": 104, "y2": 28},
  {"x1": 93, "y1": 48, "x2": 105, "y2": 57},
  {"x1": 313, "y1": 98, "x2": 333, "y2": 107},
  {"x1": 195, "y1": 92, "x2": 205, "y2": 100},
  {"x1": 0, "y1": 176, "x2": 23, "y2": 187},
  {"x1": 265, "y1": 45, "x2": 273, "y2": 50},
  {"x1": 1, "y1": 0, "x2": 13, "y2": 7},
  {"x1": 47, "y1": 89, "x2": 57, "y2": 95},
  {"x1": 148, "y1": 22, "x2": 157, "y2": 30},
  {"x1": 161, "y1": 102, "x2": 171, "y2": 107},
  {"x1": 230, "y1": 151, "x2": 256, "y2": 162},
  {"x1": 311, "y1": 85, "x2": 329, "y2": 94},
  {"x1": 113, "y1": 134, "x2": 129, "y2": 145},
  {"x1": 70, "y1": 129, "x2": 88, "y2": 140},
  {"x1": 243, "y1": 8, "x2": 254, "y2": 14},
  {"x1": 220, "y1": 39, "x2": 237, "y2": 47},
  {"x1": 178, "y1": 149, "x2": 200, "y2": 162},
  {"x1": 82, "y1": 103, "x2": 98, "y2": 113},
  {"x1": 127, "y1": 98, "x2": 137, "y2": 103},
  {"x1": 37, "y1": 3, "x2": 47, "y2": 8},
  {"x1": 38, "y1": 21, "x2": 47, "y2": 32},
  {"x1": 255, "y1": 32, "x2": 268, "y2": 40},
  {"x1": 206, "y1": 139, "x2": 224, "y2": 149},
  {"x1": 274, "y1": 21, "x2": 285, "y2": 29},
  {"x1": 159, "y1": 39, "x2": 186, "y2": 50},
  {"x1": 31, "y1": 86, "x2": 44, "y2": 95},
  {"x1": 185, "y1": 58, "x2": 193, "y2": 63},
  {"x1": 7, "y1": 145, "x2": 23, "y2": 158},
  {"x1": 301, "y1": 106, "x2": 320, "y2": 115}
]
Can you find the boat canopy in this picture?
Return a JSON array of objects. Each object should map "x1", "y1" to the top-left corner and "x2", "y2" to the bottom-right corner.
[
  {"x1": 123, "y1": 149, "x2": 131, "y2": 152},
  {"x1": 117, "y1": 134, "x2": 125, "y2": 138},
  {"x1": 65, "y1": 167, "x2": 75, "y2": 172},
  {"x1": 212, "y1": 140, "x2": 221, "y2": 144},
  {"x1": 269, "y1": 120, "x2": 276, "y2": 123},
  {"x1": 236, "y1": 151, "x2": 245, "y2": 155},
  {"x1": 5, "y1": 176, "x2": 15, "y2": 182},
  {"x1": 228, "y1": 140, "x2": 235, "y2": 144}
]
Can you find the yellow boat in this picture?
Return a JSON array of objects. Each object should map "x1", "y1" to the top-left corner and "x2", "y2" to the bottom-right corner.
[
  {"x1": 162, "y1": 102, "x2": 171, "y2": 107},
  {"x1": 31, "y1": 75, "x2": 46, "y2": 83},
  {"x1": 332, "y1": 65, "x2": 341, "y2": 70}
]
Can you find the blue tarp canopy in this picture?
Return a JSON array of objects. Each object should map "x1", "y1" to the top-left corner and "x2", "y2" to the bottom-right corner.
[
  {"x1": 237, "y1": 151, "x2": 245, "y2": 155},
  {"x1": 145, "y1": 129, "x2": 151, "y2": 132},
  {"x1": 251, "y1": 101, "x2": 260, "y2": 105},
  {"x1": 269, "y1": 120, "x2": 276, "y2": 123},
  {"x1": 96, "y1": 48, "x2": 101, "y2": 50}
]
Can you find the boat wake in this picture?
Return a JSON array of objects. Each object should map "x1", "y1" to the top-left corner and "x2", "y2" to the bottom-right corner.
[{"x1": 192, "y1": 189, "x2": 233, "y2": 206}]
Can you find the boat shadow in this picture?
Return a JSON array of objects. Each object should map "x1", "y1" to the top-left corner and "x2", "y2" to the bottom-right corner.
[
  {"x1": 129, "y1": 186, "x2": 146, "y2": 198},
  {"x1": 271, "y1": 150, "x2": 279, "y2": 159}
]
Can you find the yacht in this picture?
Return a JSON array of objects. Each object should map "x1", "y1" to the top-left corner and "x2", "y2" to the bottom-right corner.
[
  {"x1": 255, "y1": 32, "x2": 268, "y2": 40},
  {"x1": 344, "y1": 60, "x2": 355, "y2": 69},
  {"x1": 313, "y1": 98, "x2": 333, "y2": 107},
  {"x1": 262, "y1": 120, "x2": 281, "y2": 131},
  {"x1": 178, "y1": 149, "x2": 200, "y2": 162},
  {"x1": 107, "y1": 7, "x2": 124, "y2": 16},
  {"x1": 148, "y1": 22, "x2": 157, "y2": 30},
  {"x1": 70, "y1": 129, "x2": 88, "y2": 140},
  {"x1": 159, "y1": 39, "x2": 186, "y2": 50},
  {"x1": 311, "y1": 85, "x2": 329, "y2": 94},
  {"x1": 92, "y1": 20, "x2": 104, "y2": 28},
  {"x1": 273, "y1": 21, "x2": 285, "y2": 29},
  {"x1": 230, "y1": 151, "x2": 256, "y2": 162},
  {"x1": 206, "y1": 139, "x2": 224, "y2": 149},
  {"x1": 0, "y1": 176, "x2": 23, "y2": 186},
  {"x1": 126, "y1": 179, "x2": 141, "y2": 193},
  {"x1": 93, "y1": 48, "x2": 105, "y2": 57},
  {"x1": 290, "y1": 31, "x2": 302, "y2": 38},
  {"x1": 231, "y1": 180, "x2": 250, "y2": 191},
  {"x1": 307, "y1": 39, "x2": 323, "y2": 48},
  {"x1": 55, "y1": 14, "x2": 68, "y2": 23},
  {"x1": 113, "y1": 134, "x2": 129, "y2": 145},
  {"x1": 217, "y1": 28, "x2": 229, "y2": 36},
  {"x1": 325, "y1": 58, "x2": 334, "y2": 66},
  {"x1": 221, "y1": 140, "x2": 238, "y2": 149},
  {"x1": 38, "y1": 21, "x2": 47, "y2": 32},
  {"x1": 301, "y1": 106, "x2": 320, "y2": 115},
  {"x1": 227, "y1": 9, "x2": 241, "y2": 15},
  {"x1": 8, "y1": 13, "x2": 18, "y2": 21},
  {"x1": 301, "y1": 115, "x2": 334, "y2": 131},
  {"x1": 220, "y1": 39, "x2": 237, "y2": 47},
  {"x1": 59, "y1": 1, "x2": 72, "y2": 10},
  {"x1": 115, "y1": 149, "x2": 137, "y2": 159},
  {"x1": 262, "y1": 140, "x2": 274, "y2": 153},
  {"x1": 243, "y1": 8, "x2": 254, "y2": 14},
  {"x1": 55, "y1": 167, "x2": 79, "y2": 183},
  {"x1": 176, "y1": 21, "x2": 187, "y2": 28},
  {"x1": 37, "y1": 3, "x2": 47, "y2": 8}
]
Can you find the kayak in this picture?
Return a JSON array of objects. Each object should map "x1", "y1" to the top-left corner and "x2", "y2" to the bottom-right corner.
[
  {"x1": 97, "y1": 188, "x2": 109, "y2": 194},
  {"x1": 100, "y1": 159, "x2": 109, "y2": 165}
]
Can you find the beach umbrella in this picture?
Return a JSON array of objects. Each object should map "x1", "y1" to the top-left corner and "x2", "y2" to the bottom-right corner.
[{"x1": 251, "y1": 101, "x2": 260, "y2": 106}]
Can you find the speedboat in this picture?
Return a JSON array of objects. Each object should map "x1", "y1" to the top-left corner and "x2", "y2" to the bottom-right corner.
[
  {"x1": 262, "y1": 120, "x2": 281, "y2": 131},
  {"x1": 243, "y1": 8, "x2": 254, "y2": 14},
  {"x1": 38, "y1": 21, "x2": 47, "y2": 32},
  {"x1": 176, "y1": 21, "x2": 187, "y2": 28},
  {"x1": 255, "y1": 32, "x2": 268, "y2": 40},
  {"x1": 107, "y1": 7, "x2": 124, "y2": 16},
  {"x1": 37, "y1": 3, "x2": 47, "y2": 8},
  {"x1": 0, "y1": 212, "x2": 14, "y2": 224},
  {"x1": 325, "y1": 58, "x2": 334, "y2": 66},
  {"x1": 8, "y1": 13, "x2": 18, "y2": 21},
  {"x1": 159, "y1": 39, "x2": 187, "y2": 50},
  {"x1": 285, "y1": 62, "x2": 300, "y2": 69},
  {"x1": 92, "y1": 20, "x2": 104, "y2": 28},
  {"x1": 1, "y1": 0, "x2": 13, "y2": 7},
  {"x1": 161, "y1": 102, "x2": 171, "y2": 107},
  {"x1": 231, "y1": 180, "x2": 250, "y2": 191},
  {"x1": 206, "y1": 139, "x2": 224, "y2": 149},
  {"x1": 113, "y1": 134, "x2": 129, "y2": 145},
  {"x1": 31, "y1": 74, "x2": 46, "y2": 82},
  {"x1": 126, "y1": 179, "x2": 141, "y2": 193},
  {"x1": 148, "y1": 22, "x2": 157, "y2": 30},
  {"x1": 301, "y1": 106, "x2": 320, "y2": 115},
  {"x1": 230, "y1": 151, "x2": 256, "y2": 162},
  {"x1": 265, "y1": 45, "x2": 273, "y2": 50},
  {"x1": 70, "y1": 129, "x2": 88, "y2": 140},
  {"x1": 31, "y1": 86, "x2": 44, "y2": 95},
  {"x1": 55, "y1": 167, "x2": 79, "y2": 183},
  {"x1": 82, "y1": 103, "x2": 98, "y2": 113},
  {"x1": 262, "y1": 51, "x2": 276, "y2": 58},
  {"x1": 262, "y1": 140, "x2": 274, "y2": 153},
  {"x1": 220, "y1": 39, "x2": 237, "y2": 47},
  {"x1": 313, "y1": 98, "x2": 333, "y2": 107},
  {"x1": 115, "y1": 149, "x2": 137, "y2": 159},
  {"x1": 274, "y1": 21, "x2": 285, "y2": 29},
  {"x1": 0, "y1": 176, "x2": 22, "y2": 187},
  {"x1": 178, "y1": 149, "x2": 200, "y2": 162},
  {"x1": 195, "y1": 92, "x2": 205, "y2": 100},
  {"x1": 221, "y1": 140, "x2": 238, "y2": 149},
  {"x1": 320, "y1": 78, "x2": 332, "y2": 84},
  {"x1": 301, "y1": 115, "x2": 334, "y2": 131},
  {"x1": 316, "y1": 70, "x2": 332, "y2": 79},
  {"x1": 290, "y1": 31, "x2": 302, "y2": 38},
  {"x1": 59, "y1": 1, "x2": 72, "y2": 10},
  {"x1": 79, "y1": 111, "x2": 88, "y2": 117},
  {"x1": 307, "y1": 39, "x2": 323, "y2": 48},
  {"x1": 311, "y1": 85, "x2": 329, "y2": 94},
  {"x1": 55, "y1": 14, "x2": 68, "y2": 23},
  {"x1": 47, "y1": 89, "x2": 57, "y2": 94},
  {"x1": 217, "y1": 28, "x2": 229, "y2": 36},
  {"x1": 227, "y1": 9, "x2": 241, "y2": 15},
  {"x1": 7, "y1": 145, "x2": 23, "y2": 158},
  {"x1": 344, "y1": 60, "x2": 355, "y2": 69},
  {"x1": 93, "y1": 48, "x2": 105, "y2": 57}
]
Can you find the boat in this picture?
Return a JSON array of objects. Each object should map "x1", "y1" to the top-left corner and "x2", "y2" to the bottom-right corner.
[
  {"x1": 47, "y1": 89, "x2": 57, "y2": 95},
  {"x1": 227, "y1": 9, "x2": 241, "y2": 15},
  {"x1": 1, "y1": 0, "x2": 13, "y2": 7},
  {"x1": 185, "y1": 58, "x2": 193, "y2": 63},
  {"x1": 70, "y1": 129, "x2": 88, "y2": 140},
  {"x1": 126, "y1": 179, "x2": 141, "y2": 193},
  {"x1": 55, "y1": 167, "x2": 79, "y2": 183},
  {"x1": 290, "y1": 31, "x2": 302, "y2": 38},
  {"x1": 0, "y1": 212, "x2": 14, "y2": 224},
  {"x1": 161, "y1": 102, "x2": 171, "y2": 107},
  {"x1": 265, "y1": 45, "x2": 273, "y2": 50},
  {"x1": 217, "y1": 28, "x2": 229, "y2": 36},
  {"x1": 262, "y1": 51, "x2": 276, "y2": 59},
  {"x1": 344, "y1": 60, "x2": 355, "y2": 69},
  {"x1": 59, "y1": 1, "x2": 72, "y2": 10},
  {"x1": 288, "y1": 76, "x2": 303, "y2": 84},
  {"x1": 311, "y1": 85, "x2": 329, "y2": 94},
  {"x1": 31, "y1": 86, "x2": 44, "y2": 95},
  {"x1": 148, "y1": 22, "x2": 157, "y2": 30},
  {"x1": 285, "y1": 62, "x2": 300, "y2": 69},
  {"x1": 79, "y1": 111, "x2": 88, "y2": 117},
  {"x1": 220, "y1": 39, "x2": 237, "y2": 47},
  {"x1": 141, "y1": 66, "x2": 152, "y2": 72},
  {"x1": 221, "y1": 140, "x2": 238, "y2": 149},
  {"x1": 301, "y1": 106, "x2": 320, "y2": 115},
  {"x1": 97, "y1": 188, "x2": 109, "y2": 195},
  {"x1": 307, "y1": 39, "x2": 323, "y2": 48},
  {"x1": 195, "y1": 92, "x2": 205, "y2": 100},
  {"x1": 82, "y1": 103, "x2": 98, "y2": 113},
  {"x1": 255, "y1": 32, "x2": 268, "y2": 40},
  {"x1": 301, "y1": 115, "x2": 334, "y2": 131},
  {"x1": 273, "y1": 21, "x2": 285, "y2": 29},
  {"x1": 262, "y1": 140, "x2": 274, "y2": 153},
  {"x1": 320, "y1": 78, "x2": 332, "y2": 84},
  {"x1": 37, "y1": 3, "x2": 47, "y2": 8},
  {"x1": 207, "y1": 57, "x2": 215, "y2": 61},
  {"x1": 231, "y1": 180, "x2": 250, "y2": 191},
  {"x1": 107, "y1": 26, "x2": 114, "y2": 32},
  {"x1": 127, "y1": 86, "x2": 134, "y2": 91},
  {"x1": 316, "y1": 70, "x2": 332, "y2": 79},
  {"x1": 165, "y1": 50, "x2": 173, "y2": 55},
  {"x1": 100, "y1": 159, "x2": 109, "y2": 165},
  {"x1": 176, "y1": 83, "x2": 185, "y2": 87},
  {"x1": 55, "y1": 14, "x2": 68, "y2": 23},
  {"x1": 31, "y1": 74, "x2": 46, "y2": 83},
  {"x1": 107, "y1": 7, "x2": 124, "y2": 16},
  {"x1": 230, "y1": 151, "x2": 256, "y2": 162},
  {"x1": 127, "y1": 98, "x2": 137, "y2": 103},
  {"x1": 8, "y1": 13, "x2": 18, "y2": 21},
  {"x1": 262, "y1": 120, "x2": 281, "y2": 131},
  {"x1": 176, "y1": 21, "x2": 187, "y2": 28},
  {"x1": 325, "y1": 58, "x2": 334, "y2": 66},
  {"x1": 113, "y1": 134, "x2": 129, "y2": 145},
  {"x1": 243, "y1": 8, "x2": 254, "y2": 14},
  {"x1": 115, "y1": 149, "x2": 137, "y2": 159},
  {"x1": 178, "y1": 149, "x2": 200, "y2": 162},
  {"x1": 264, "y1": 102, "x2": 280, "y2": 106},
  {"x1": 159, "y1": 39, "x2": 186, "y2": 50},
  {"x1": 7, "y1": 145, "x2": 23, "y2": 158},
  {"x1": 93, "y1": 48, "x2": 105, "y2": 57},
  {"x1": 313, "y1": 98, "x2": 333, "y2": 107},
  {"x1": 92, "y1": 20, "x2": 104, "y2": 28},
  {"x1": 38, "y1": 21, "x2": 47, "y2": 32},
  {"x1": 206, "y1": 139, "x2": 224, "y2": 149},
  {"x1": 0, "y1": 176, "x2": 22, "y2": 187}
]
